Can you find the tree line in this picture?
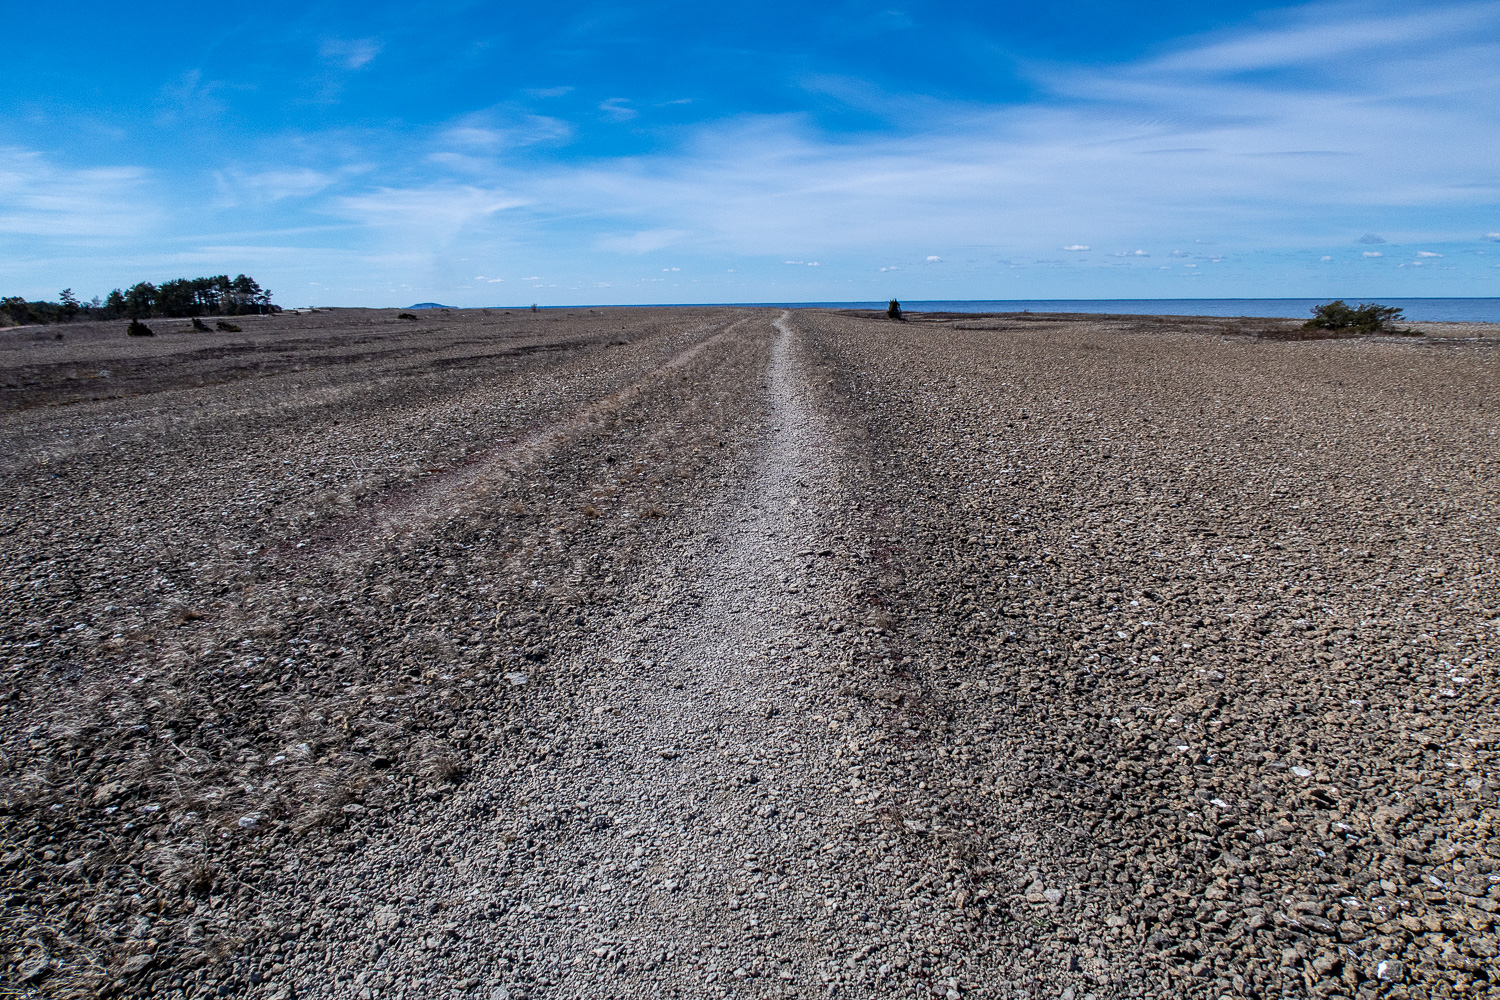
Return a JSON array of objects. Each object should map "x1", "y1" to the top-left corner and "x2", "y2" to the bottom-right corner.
[{"x1": 1, "y1": 275, "x2": 277, "y2": 326}]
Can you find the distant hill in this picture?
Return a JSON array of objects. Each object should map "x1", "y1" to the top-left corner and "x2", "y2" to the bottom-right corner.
[{"x1": 408, "y1": 302, "x2": 453, "y2": 309}]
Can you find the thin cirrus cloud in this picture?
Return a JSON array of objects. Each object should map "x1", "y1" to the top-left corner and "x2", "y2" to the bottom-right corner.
[
  {"x1": 599, "y1": 98, "x2": 637, "y2": 121},
  {"x1": 328, "y1": 185, "x2": 529, "y2": 246},
  {"x1": 595, "y1": 229, "x2": 691, "y2": 254},
  {"x1": 320, "y1": 38, "x2": 382, "y2": 70},
  {"x1": 0, "y1": 148, "x2": 157, "y2": 238},
  {"x1": 215, "y1": 168, "x2": 342, "y2": 204}
]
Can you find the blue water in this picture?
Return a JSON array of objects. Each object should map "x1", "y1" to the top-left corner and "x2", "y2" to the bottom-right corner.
[{"x1": 754, "y1": 298, "x2": 1500, "y2": 322}]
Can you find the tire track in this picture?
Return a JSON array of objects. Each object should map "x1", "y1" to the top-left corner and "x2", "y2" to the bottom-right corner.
[{"x1": 278, "y1": 316, "x2": 753, "y2": 569}]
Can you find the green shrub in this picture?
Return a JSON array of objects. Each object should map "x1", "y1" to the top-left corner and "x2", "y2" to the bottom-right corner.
[
  {"x1": 127, "y1": 320, "x2": 154, "y2": 337},
  {"x1": 215, "y1": 320, "x2": 241, "y2": 332},
  {"x1": 397, "y1": 312, "x2": 418, "y2": 320},
  {"x1": 887, "y1": 298, "x2": 904, "y2": 321},
  {"x1": 191, "y1": 317, "x2": 211, "y2": 332},
  {"x1": 1305, "y1": 300, "x2": 1407, "y2": 333}
]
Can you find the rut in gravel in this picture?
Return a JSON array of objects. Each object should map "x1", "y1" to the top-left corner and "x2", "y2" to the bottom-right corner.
[
  {"x1": 279, "y1": 315, "x2": 750, "y2": 566},
  {"x1": 291, "y1": 311, "x2": 920, "y2": 997}
]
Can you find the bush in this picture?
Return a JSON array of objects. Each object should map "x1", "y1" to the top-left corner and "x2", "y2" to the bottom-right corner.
[
  {"x1": 397, "y1": 312, "x2": 417, "y2": 320},
  {"x1": 887, "y1": 298, "x2": 904, "y2": 321},
  {"x1": 215, "y1": 321, "x2": 241, "y2": 332},
  {"x1": 191, "y1": 317, "x2": 211, "y2": 332},
  {"x1": 1305, "y1": 300, "x2": 1407, "y2": 333},
  {"x1": 127, "y1": 320, "x2": 154, "y2": 337}
]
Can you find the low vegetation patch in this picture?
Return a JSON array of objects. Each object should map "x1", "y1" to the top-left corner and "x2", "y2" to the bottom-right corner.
[
  {"x1": 126, "y1": 319, "x2": 154, "y2": 337},
  {"x1": 1304, "y1": 300, "x2": 1419, "y2": 335}
]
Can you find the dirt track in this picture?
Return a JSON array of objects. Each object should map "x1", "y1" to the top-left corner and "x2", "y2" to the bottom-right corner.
[{"x1": 2, "y1": 307, "x2": 1498, "y2": 1000}]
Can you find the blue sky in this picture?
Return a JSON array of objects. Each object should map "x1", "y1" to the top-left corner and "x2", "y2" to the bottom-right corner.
[{"x1": 3, "y1": 0, "x2": 1499, "y2": 306}]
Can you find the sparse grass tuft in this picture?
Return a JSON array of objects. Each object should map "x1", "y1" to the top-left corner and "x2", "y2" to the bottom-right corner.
[{"x1": 425, "y1": 754, "x2": 465, "y2": 784}]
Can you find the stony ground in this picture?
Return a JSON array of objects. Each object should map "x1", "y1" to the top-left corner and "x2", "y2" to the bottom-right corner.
[{"x1": 2, "y1": 307, "x2": 1497, "y2": 1000}]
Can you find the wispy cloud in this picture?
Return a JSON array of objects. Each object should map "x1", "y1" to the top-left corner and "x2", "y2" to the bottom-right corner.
[
  {"x1": 329, "y1": 185, "x2": 527, "y2": 251},
  {"x1": 440, "y1": 112, "x2": 572, "y2": 150},
  {"x1": 599, "y1": 98, "x2": 637, "y2": 121},
  {"x1": 1142, "y1": 3, "x2": 1488, "y2": 74},
  {"x1": 595, "y1": 229, "x2": 690, "y2": 253},
  {"x1": 0, "y1": 148, "x2": 157, "y2": 238},
  {"x1": 321, "y1": 38, "x2": 382, "y2": 70},
  {"x1": 217, "y1": 168, "x2": 341, "y2": 203}
]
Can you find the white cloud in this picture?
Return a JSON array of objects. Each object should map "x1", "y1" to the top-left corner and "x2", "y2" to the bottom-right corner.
[
  {"x1": 595, "y1": 229, "x2": 690, "y2": 254},
  {"x1": 1357, "y1": 233, "x2": 1387, "y2": 244},
  {"x1": 320, "y1": 38, "x2": 382, "y2": 70},
  {"x1": 1485, "y1": 232, "x2": 1500, "y2": 240},
  {"x1": 440, "y1": 115, "x2": 572, "y2": 150},
  {"x1": 1061, "y1": 245, "x2": 1090, "y2": 251},
  {"x1": 1363, "y1": 251, "x2": 1383, "y2": 257},
  {"x1": 329, "y1": 185, "x2": 526, "y2": 251},
  {"x1": 1320, "y1": 255, "x2": 1332, "y2": 260},
  {"x1": 1144, "y1": 5, "x2": 1486, "y2": 75},
  {"x1": 0, "y1": 148, "x2": 157, "y2": 238},
  {"x1": 1417, "y1": 250, "x2": 1442, "y2": 257},
  {"x1": 600, "y1": 98, "x2": 637, "y2": 121},
  {"x1": 218, "y1": 168, "x2": 339, "y2": 203},
  {"x1": 1114, "y1": 250, "x2": 1150, "y2": 257},
  {"x1": 926, "y1": 255, "x2": 942, "y2": 261}
]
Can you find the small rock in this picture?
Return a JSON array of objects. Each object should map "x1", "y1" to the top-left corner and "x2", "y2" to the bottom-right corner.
[
  {"x1": 18, "y1": 954, "x2": 50, "y2": 982},
  {"x1": 504, "y1": 672, "x2": 529, "y2": 687},
  {"x1": 121, "y1": 954, "x2": 153, "y2": 976},
  {"x1": 237, "y1": 813, "x2": 261, "y2": 830}
]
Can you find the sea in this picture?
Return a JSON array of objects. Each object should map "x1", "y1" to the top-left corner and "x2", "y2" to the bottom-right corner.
[{"x1": 752, "y1": 298, "x2": 1500, "y2": 322}]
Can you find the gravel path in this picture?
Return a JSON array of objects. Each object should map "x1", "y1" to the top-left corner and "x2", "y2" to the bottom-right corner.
[{"x1": 281, "y1": 312, "x2": 999, "y2": 999}]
